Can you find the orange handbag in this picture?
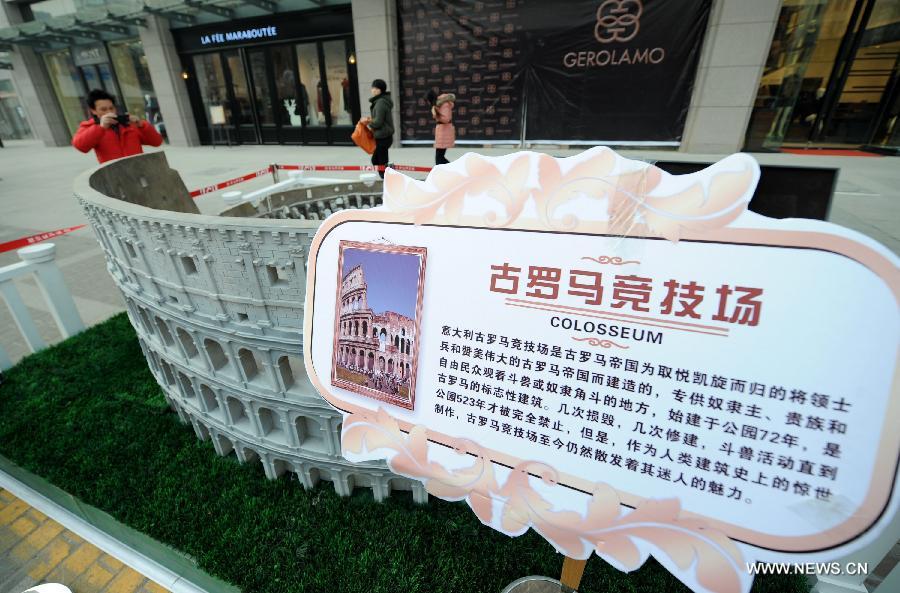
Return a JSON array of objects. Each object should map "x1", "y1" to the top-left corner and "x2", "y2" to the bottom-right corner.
[{"x1": 352, "y1": 121, "x2": 376, "y2": 155}]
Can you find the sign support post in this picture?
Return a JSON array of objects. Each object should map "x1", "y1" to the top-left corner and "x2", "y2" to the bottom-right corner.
[{"x1": 560, "y1": 557, "x2": 587, "y2": 593}]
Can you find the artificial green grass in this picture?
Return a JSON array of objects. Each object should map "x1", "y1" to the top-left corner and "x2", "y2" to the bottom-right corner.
[{"x1": 0, "y1": 314, "x2": 810, "y2": 593}]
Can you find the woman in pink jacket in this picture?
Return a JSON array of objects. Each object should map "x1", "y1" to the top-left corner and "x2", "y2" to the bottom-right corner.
[{"x1": 427, "y1": 90, "x2": 455, "y2": 165}]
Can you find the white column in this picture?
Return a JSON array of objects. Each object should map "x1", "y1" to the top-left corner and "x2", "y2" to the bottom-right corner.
[
  {"x1": 139, "y1": 15, "x2": 201, "y2": 146},
  {"x1": 352, "y1": 0, "x2": 401, "y2": 135},
  {"x1": 680, "y1": 0, "x2": 782, "y2": 154}
]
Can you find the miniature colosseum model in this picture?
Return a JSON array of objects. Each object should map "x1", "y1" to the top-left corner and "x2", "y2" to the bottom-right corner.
[{"x1": 73, "y1": 152, "x2": 428, "y2": 503}]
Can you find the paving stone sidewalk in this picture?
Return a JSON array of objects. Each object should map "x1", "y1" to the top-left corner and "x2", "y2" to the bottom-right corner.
[{"x1": 0, "y1": 488, "x2": 170, "y2": 593}]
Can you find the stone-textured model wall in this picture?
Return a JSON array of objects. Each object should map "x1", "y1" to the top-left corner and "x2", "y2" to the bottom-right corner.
[{"x1": 74, "y1": 152, "x2": 426, "y2": 503}]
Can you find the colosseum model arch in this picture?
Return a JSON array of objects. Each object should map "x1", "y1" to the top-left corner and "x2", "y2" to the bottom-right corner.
[{"x1": 73, "y1": 152, "x2": 427, "y2": 503}]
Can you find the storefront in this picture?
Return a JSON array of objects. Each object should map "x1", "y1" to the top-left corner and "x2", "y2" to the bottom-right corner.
[
  {"x1": 41, "y1": 39, "x2": 164, "y2": 139},
  {"x1": 174, "y1": 7, "x2": 359, "y2": 146},
  {"x1": 745, "y1": 0, "x2": 900, "y2": 153},
  {"x1": 0, "y1": 72, "x2": 32, "y2": 140}
]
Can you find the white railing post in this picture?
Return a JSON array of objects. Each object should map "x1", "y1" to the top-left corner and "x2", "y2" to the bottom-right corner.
[
  {"x1": 0, "y1": 243, "x2": 85, "y2": 370},
  {"x1": 811, "y1": 519, "x2": 900, "y2": 593},
  {"x1": 0, "y1": 279, "x2": 48, "y2": 352},
  {"x1": 17, "y1": 244, "x2": 84, "y2": 338}
]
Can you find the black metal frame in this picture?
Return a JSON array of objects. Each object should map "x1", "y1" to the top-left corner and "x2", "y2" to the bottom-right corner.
[
  {"x1": 186, "y1": 36, "x2": 358, "y2": 146},
  {"x1": 808, "y1": 0, "x2": 898, "y2": 148}
]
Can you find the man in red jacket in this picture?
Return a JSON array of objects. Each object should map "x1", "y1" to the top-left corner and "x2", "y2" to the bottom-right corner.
[{"x1": 72, "y1": 89, "x2": 163, "y2": 163}]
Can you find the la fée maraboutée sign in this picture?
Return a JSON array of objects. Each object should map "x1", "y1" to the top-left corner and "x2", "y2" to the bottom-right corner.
[
  {"x1": 304, "y1": 148, "x2": 900, "y2": 593},
  {"x1": 199, "y1": 26, "x2": 278, "y2": 47}
]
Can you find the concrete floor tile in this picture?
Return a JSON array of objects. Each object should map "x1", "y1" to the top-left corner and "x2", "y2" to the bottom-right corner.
[
  {"x1": 103, "y1": 569, "x2": 146, "y2": 593},
  {"x1": 9, "y1": 516, "x2": 38, "y2": 538},
  {"x1": 98, "y1": 553, "x2": 125, "y2": 574},
  {"x1": 0, "y1": 499, "x2": 30, "y2": 526},
  {"x1": 141, "y1": 580, "x2": 170, "y2": 593},
  {"x1": 25, "y1": 535, "x2": 71, "y2": 581},
  {"x1": 22, "y1": 520, "x2": 64, "y2": 553},
  {"x1": 71, "y1": 562, "x2": 116, "y2": 592},
  {"x1": 60, "y1": 543, "x2": 102, "y2": 578}
]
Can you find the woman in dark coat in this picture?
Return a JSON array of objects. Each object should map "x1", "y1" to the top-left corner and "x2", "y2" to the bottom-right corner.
[{"x1": 364, "y1": 79, "x2": 394, "y2": 178}]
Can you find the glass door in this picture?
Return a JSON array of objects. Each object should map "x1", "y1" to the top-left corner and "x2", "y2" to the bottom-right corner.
[
  {"x1": 818, "y1": 0, "x2": 900, "y2": 146},
  {"x1": 295, "y1": 42, "x2": 328, "y2": 143},
  {"x1": 867, "y1": 68, "x2": 900, "y2": 151},
  {"x1": 248, "y1": 49, "x2": 278, "y2": 143},
  {"x1": 321, "y1": 38, "x2": 358, "y2": 143},
  {"x1": 744, "y1": 1, "x2": 854, "y2": 150},
  {"x1": 271, "y1": 44, "x2": 304, "y2": 143},
  {"x1": 746, "y1": 0, "x2": 900, "y2": 150},
  {"x1": 192, "y1": 52, "x2": 235, "y2": 144},
  {"x1": 185, "y1": 37, "x2": 359, "y2": 146},
  {"x1": 222, "y1": 49, "x2": 258, "y2": 144}
]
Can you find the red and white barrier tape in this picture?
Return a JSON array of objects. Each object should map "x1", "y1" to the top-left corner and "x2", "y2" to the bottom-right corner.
[
  {"x1": 188, "y1": 166, "x2": 274, "y2": 198},
  {"x1": 275, "y1": 163, "x2": 433, "y2": 173},
  {"x1": 0, "y1": 225, "x2": 86, "y2": 255},
  {"x1": 3, "y1": 162, "x2": 430, "y2": 255}
]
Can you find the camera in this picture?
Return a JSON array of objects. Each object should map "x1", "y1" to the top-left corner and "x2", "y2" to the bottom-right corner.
[{"x1": 116, "y1": 113, "x2": 131, "y2": 126}]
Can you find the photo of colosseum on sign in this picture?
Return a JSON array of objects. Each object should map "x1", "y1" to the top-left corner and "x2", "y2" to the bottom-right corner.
[{"x1": 331, "y1": 240, "x2": 427, "y2": 410}]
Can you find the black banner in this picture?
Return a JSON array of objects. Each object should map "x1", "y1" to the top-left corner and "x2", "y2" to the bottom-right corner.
[
  {"x1": 398, "y1": 0, "x2": 526, "y2": 142},
  {"x1": 398, "y1": 0, "x2": 711, "y2": 144}
]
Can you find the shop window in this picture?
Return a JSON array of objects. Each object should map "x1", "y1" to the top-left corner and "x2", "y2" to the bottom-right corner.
[
  {"x1": 322, "y1": 39, "x2": 353, "y2": 126},
  {"x1": 193, "y1": 53, "x2": 231, "y2": 124},
  {"x1": 272, "y1": 45, "x2": 303, "y2": 128},
  {"x1": 223, "y1": 51, "x2": 252, "y2": 127},
  {"x1": 42, "y1": 49, "x2": 85, "y2": 135},
  {"x1": 248, "y1": 50, "x2": 275, "y2": 125},
  {"x1": 0, "y1": 79, "x2": 33, "y2": 140},
  {"x1": 108, "y1": 39, "x2": 165, "y2": 139},
  {"x1": 296, "y1": 43, "x2": 325, "y2": 127}
]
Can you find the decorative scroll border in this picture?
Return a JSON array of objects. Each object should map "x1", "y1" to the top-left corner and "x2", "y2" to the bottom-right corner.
[
  {"x1": 571, "y1": 336, "x2": 629, "y2": 349},
  {"x1": 343, "y1": 409, "x2": 747, "y2": 593},
  {"x1": 382, "y1": 147, "x2": 759, "y2": 242}
]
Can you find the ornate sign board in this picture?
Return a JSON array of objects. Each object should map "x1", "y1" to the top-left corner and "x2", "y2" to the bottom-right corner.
[{"x1": 303, "y1": 148, "x2": 899, "y2": 593}]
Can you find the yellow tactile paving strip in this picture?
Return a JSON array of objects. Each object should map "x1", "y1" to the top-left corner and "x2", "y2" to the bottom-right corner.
[{"x1": 0, "y1": 488, "x2": 171, "y2": 593}]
